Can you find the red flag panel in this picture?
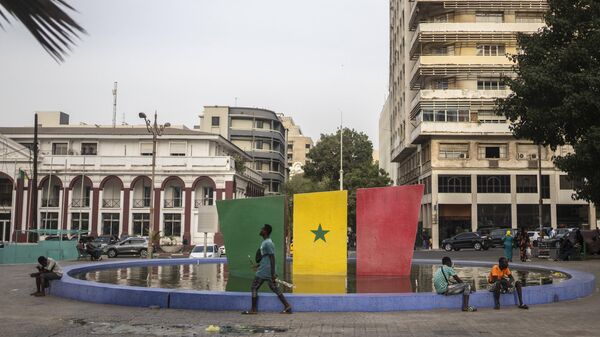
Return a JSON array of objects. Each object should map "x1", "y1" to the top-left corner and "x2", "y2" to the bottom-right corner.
[{"x1": 356, "y1": 185, "x2": 424, "y2": 276}]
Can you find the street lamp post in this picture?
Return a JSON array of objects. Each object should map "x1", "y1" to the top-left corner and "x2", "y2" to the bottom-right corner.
[{"x1": 139, "y1": 111, "x2": 170, "y2": 259}]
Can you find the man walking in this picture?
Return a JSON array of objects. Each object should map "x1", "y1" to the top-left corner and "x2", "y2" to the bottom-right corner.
[
  {"x1": 242, "y1": 224, "x2": 292, "y2": 314},
  {"x1": 433, "y1": 256, "x2": 476, "y2": 312},
  {"x1": 30, "y1": 256, "x2": 63, "y2": 297}
]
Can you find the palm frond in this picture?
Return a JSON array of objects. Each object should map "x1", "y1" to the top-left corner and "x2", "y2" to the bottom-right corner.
[{"x1": 0, "y1": 0, "x2": 85, "y2": 62}]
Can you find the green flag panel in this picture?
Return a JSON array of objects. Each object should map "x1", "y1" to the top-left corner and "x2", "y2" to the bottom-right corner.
[{"x1": 217, "y1": 196, "x2": 287, "y2": 279}]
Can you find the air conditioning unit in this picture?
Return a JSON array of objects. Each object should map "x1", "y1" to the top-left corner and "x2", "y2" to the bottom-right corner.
[
  {"x1": 459, "y1": 153, "x2": 466, "y2": 159},
  {"x1": 518, "y1": 153, "x2": 526, "y2": 159},
  {"x1": 530, "y1": 153, "x2": 538, "y2": 160}
]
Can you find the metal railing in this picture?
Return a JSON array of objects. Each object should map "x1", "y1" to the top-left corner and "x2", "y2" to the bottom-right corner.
[
  {"x1": 133, "y1": 199, "x2": 151, "y2": 208},
  {"x1": 194, "y1": 199, "x2": 214, "y2": 208},
  {"x1": 164, "y1": 199, "x2": 182, "y2": 208},
  {"x1": 41, "y1": 198, "x2": 60, "y2": 207},
  {"x1": 102, "y1": 199, "x2": 121, "y2": 208},
  {"x1": 71, "y1": 198, "x2": 90, "y2": 208}
]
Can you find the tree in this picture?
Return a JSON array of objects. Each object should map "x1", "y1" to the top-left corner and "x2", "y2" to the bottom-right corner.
[
  {"x1": 303, "y1": 128, "x2": 392, "y2": 229},
  {"x1": 0, "y1": 0, "x2": 85, "y2": 61},
  {"x1": 497, "y1": 0, "x2": 600, "y2": 203}
]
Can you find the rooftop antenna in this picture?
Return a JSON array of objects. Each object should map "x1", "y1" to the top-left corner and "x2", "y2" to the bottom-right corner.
[{"x1": 112, "y1": 82, "x2": 118, "y2": 127}]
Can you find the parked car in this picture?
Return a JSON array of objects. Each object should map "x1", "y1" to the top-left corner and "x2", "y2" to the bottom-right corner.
[
  {"x1": 104, "y1": 237, "x2": 149, "y2": 258},
  {"x1": 442, "y1": 232, "x2": 492, "y2": 251},
  {"x1": 488, "y1": 228, "x2": 516, "y2": 247},
  {"x1": 189, "y1": 244, "x2": 220, "y2": 258},
  {"x1": 94, "y1": 235, "x2": 118, "y2": 249}
]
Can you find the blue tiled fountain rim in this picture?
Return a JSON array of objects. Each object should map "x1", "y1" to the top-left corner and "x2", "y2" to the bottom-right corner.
[{"x1": 50, "y1": 258, "x2": 595, "y2": 312}]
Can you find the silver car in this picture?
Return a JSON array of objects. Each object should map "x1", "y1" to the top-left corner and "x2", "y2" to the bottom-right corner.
[{"x1": 104, "y1": 237, "x2": 149, "y2": 258}]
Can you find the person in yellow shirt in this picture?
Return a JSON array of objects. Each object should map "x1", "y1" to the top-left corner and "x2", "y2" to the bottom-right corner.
[{"x1": 488, "y1": 257, "x2": 528, "y2": 310}]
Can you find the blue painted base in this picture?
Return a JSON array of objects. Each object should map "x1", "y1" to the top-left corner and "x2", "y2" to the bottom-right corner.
[{"x1": 50, "y1": 258, "x2": 595, "y2": 312}]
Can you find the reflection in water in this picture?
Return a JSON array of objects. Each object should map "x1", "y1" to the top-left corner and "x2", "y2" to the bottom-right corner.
[{"x1": 74, "y1": 262, "x2": 568, "y2": 294}]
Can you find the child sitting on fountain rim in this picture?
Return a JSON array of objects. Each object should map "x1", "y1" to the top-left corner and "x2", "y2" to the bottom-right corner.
[
  {"x1": 488, "y1": 257, "x2": 529, "y2": 310},
  {"x1": 433, "y1": 256, "x2": 476, "y2": 312}
]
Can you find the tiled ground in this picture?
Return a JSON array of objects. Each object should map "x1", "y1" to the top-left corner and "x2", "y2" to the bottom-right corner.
[{"x1": 1, "y1": 249, "x2": 598, "y2": 337}]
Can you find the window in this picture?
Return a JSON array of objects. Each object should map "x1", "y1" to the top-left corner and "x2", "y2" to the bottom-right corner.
[
  {"x1": 541, "y1": 175, "x2": 550, "y2": 198},
  {"x1": 477, "y1": 175, "x2": 510, "y2": 193},
  {"x1": 255, "y1": 140, "x2": 263, "y2": 150},
  {"x1": 211, "y1": 116, "x2": 220, "y2": 127},
  {"x1": 516, "y1": 12, "x2": 544, "y2": 23},
  {"x1": 517, "y1": 175, "x2": 537, "y2": 193},
  {"x1": 438, "y1": 175, "x2": 471, "y2": 193},
  {"x1": 170, "y1": 142, "x2": 186, "y2": 156},
  {"x1": 475, "y1": 12, "x2": 503, "y2": 23},
  {"x1": 52, "y1": 143, "x2": 68, "y2": 155},
  {"x1": 102, "y1": 213, "x2": 119, "y2": 236},
  {"x1": 477, "y1": 79, "x2": 505, "y2": 90},
  {"x1": 478, "y1": 204, "x2": 511, "y2": 230},
  {"x1": 165, "y1": 186, "x2": 182, "y2": 208},
  {"x1": 560, "y1": 175, "x2": 584, "y2": 190},
  {"x1": 71, "y1": 213, "x2": 89, "y2": 231},
  {"x1": 287, "y1": 154, "x2": 292, "y2": 161},
  {"x1": 476, "y1": 45, "x2": 505, "y2": 56},
  {"x1": 305, "y1": 144, "x2": 311, "y2": 149},
  {"x1": 40, "y1": 212, "x2": 59, "y2": 230},
  {"x1": 256, "y1": 120, "x2": 264, "y2": 128},
  {"x1": 426, "y1": 45, "x2": 454, "y2": 56},
  {"x1": 478, "y1": 110, "x2": 506, "y2": 124},
  {"x1": 143, "y1": 186, "x2": 151, "y2": 207},
  {"x1": 272, "y1": 162, "x2": 280, "y2": 173},
  {"x1": 439, "y1": 144, "x2": 469, "y2": 159},
  {"x1": 132, "y1": 213, "x2": 150, "y2": 236},
  {"x1": 81, "y1": 143, "x2": 97, "y2": 155},
  {"x1": 422, "y1": 109, "x2": 469, "y2": 122},
  {"x1": 196, "y1": 186, "x2": 214, "y2": 207},
  {"x1": 517, "y1": 204, "x2": 551, "y2": 230},
  {"x1": 431, "y1": 79, "x2": 449, "y2": 90},
  {"x1": 163, "y1": 213, "x2": 182, "y2": 236},
  {"x1": 287, "y1": 144, "x2": 293, "y2": 151},
  {"x1": 140, "y1": 142, "x2": 153, "y2": 156},
  {"x1": 477, "y1": 144, "x2": 507, "y2": 159}
]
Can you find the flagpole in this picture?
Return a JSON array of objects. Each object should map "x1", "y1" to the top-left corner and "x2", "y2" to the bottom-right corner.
[{"x1": 339, "y1": 111, "x2": 343, "y2": 191}]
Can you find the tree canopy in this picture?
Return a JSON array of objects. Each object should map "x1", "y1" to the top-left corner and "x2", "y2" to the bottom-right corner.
[
  {"x1": 302, "y1": 128, "x2": 392, "y2": 229},
  {"x1": 497, "y1": 0, "x2": 600, "y2": 203}
]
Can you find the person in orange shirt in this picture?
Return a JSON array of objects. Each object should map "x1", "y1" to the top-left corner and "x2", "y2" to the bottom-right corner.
[{"x1": 488, "y1": 257, "x2": 529, "y2": 310}]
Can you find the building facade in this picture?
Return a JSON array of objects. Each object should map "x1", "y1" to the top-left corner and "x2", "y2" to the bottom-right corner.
[
  {"x1": 383, "y1": 0, "x2": 596, "y2": 248},
  {"x1": 279, "y1": 115, "x2": 314, "y2": 177},
  {"x1": 0, "y1": 112, "x2": 264, "y2": 245},
  {"x1": 199, "y1": 106, "x2": 287, "y2": 194},
  {"x1": 378, "y1": 96, "x2": 398, "y2": 183}
]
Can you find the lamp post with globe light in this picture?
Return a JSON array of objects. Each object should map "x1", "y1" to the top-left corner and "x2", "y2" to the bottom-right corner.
[{"x1": 139, "y1": 111, "x2": 170, "y2": 258}]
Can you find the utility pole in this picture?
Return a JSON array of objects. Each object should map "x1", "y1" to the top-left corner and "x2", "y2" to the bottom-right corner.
[
  {"x1": 538, "y1": 144, "x2": 543, "y2": 235},
  {"x1": 31, "y1": 113, "x2": 39, "y2": 241},
  {"x1": 139, "y1": 111, "x2": 170, "y2": 259}
]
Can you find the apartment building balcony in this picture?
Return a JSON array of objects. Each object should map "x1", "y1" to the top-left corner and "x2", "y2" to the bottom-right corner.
[
  {"x1": 101, "y1": 199, "x2": 121, "y2": 208},
  {"x1": 409, "y1": 117, "x2": 511, "y2": 144},
  {"x1": 410, "y1": 89, "x2": 512, "y2": 114},
  {"x1": 410, "y1": 56, "x2": 513, "y2": 89},
  {"x1": 410, "y1": 22, "x2": 544, "y2": 58},
  {"x1": 408, "y1": 1, "x2": 548, "y2": 30},
  {"x1": 40, "y1": 156, "x2": 235, "y2": 173}
]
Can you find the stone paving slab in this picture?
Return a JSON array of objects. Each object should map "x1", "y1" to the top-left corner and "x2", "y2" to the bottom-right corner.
[{"x1": 1, "y1": 249, "x2": 599, "y2": 336}]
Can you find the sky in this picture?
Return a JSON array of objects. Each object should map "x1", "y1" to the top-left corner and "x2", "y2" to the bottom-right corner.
[{"x1": 0, "y1": 0, "x2": 389, "y2": 146}]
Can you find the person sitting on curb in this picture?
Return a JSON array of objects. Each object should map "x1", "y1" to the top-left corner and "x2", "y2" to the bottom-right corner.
[
  {"x1": 433, "y1": 256, "x2": 476, "y2": 312},
  {"x1": 30, "y1": 256, "x2": 63, "y2": 297},
  {"x1": 488, "y1": 257, "x2": 529, "y2": 310}
]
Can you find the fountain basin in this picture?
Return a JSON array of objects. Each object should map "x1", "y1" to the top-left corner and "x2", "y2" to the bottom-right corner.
[{"x1": 50, "y1": 258, "x2": 595, "y2": 312}]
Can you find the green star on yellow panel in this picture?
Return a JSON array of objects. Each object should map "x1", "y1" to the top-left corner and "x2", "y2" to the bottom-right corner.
[{"x1": 311, "y1": 224, "x2": 330, "y2": 242}]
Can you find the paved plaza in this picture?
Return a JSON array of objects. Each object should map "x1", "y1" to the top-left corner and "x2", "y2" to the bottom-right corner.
[{"x1": 1, "y1": 249, "x2": 599, "y2": 337}]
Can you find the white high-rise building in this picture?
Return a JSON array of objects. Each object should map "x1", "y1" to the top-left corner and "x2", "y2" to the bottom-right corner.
[{"x1": 381, "y1": 0, "x2": 596, "y2": 248}]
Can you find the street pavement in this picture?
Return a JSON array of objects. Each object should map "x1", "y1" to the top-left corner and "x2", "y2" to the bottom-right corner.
[{"x1": 1, "y1": 248, "x2": 599, "y2": 337}]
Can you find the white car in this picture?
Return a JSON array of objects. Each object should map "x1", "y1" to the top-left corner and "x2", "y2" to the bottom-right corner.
[
  {"x1": 528, "y1": 231, "x2": 546, "y2": 241},
  {"x1": 189, "y1": 244, "x2": 220, "y2": 258}
]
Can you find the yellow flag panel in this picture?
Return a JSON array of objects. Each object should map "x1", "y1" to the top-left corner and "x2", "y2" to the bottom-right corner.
[{"x1": 293, "y1": 190, "x2": 347, "y2": 276}]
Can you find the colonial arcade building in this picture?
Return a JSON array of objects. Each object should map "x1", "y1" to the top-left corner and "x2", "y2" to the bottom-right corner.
[{"x1": 0, "y1": 112, "x2": 264, "y2": 245}]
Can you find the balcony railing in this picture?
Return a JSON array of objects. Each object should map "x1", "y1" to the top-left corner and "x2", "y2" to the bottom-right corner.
[
  {"x1": 164, "y1": 199, "x2": 182, "y2": 208},
  {"x1": 133, "y1": 199, "x2": 151, "y2": 208},
  {"x1": 41, "y1": 198, "x2": 59, "y2": 207},
  {"x1": 102, "y1": 199, "x2": 121, "y2": 208},
  {"x1": 194, "y1": 199, "x2": 214, "y2": 208},
  {"x1": 71, "y1": 198, "x2": 90, "y2": 208}
]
